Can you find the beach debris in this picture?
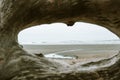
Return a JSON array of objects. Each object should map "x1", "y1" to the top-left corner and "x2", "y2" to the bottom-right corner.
[{"x1": 35, "y1": 53, "x2": 44, "y2": 57}]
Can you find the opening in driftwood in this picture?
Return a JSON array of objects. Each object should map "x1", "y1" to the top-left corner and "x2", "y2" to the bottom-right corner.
[{"x1": 18, "y1": 22, "x2": 120, "y2": 69}]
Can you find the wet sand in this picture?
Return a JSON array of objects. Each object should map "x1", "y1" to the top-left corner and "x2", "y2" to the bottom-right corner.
[{"x1": 22, "y1": 44, "x2": 120, "y2": 64}]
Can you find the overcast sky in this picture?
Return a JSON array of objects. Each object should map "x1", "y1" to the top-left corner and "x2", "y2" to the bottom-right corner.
[{"x1": 18, "y1": 22, "x2": 119, "y2": 43}]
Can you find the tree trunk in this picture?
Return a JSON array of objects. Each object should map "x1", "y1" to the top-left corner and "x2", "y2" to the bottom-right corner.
[{"x1": 0, "y1": 0, "x2": 120, "y2": 80}]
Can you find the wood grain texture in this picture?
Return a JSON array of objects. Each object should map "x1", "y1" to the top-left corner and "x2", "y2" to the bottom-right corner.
[{"x1": 0, "y1": 0, "x2": 120, "y2": 80}]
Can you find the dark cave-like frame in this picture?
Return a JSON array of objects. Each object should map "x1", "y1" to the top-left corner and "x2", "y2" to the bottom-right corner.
[{"x1": 0, "y1": 0, "x2": 120, "y2": 80}]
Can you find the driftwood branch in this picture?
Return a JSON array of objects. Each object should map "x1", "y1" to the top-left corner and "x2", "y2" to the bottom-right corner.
[{"x1": 0, "y1": 0, "x2": 120, "y2": 80}]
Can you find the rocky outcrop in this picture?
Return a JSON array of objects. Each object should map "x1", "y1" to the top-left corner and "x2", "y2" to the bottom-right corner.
[{"x1": 0, "y1": 0, "x2": 120, "y2": 80}]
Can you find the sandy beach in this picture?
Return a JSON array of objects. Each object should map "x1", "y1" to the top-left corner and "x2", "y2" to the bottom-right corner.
[{"x1": 22, "y1": 44, "x2": 120, "y2": 64}]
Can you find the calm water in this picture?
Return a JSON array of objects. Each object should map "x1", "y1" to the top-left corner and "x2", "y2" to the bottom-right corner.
[{"x1": 23, "y1": 44, "x2": 120, "y2": 54}]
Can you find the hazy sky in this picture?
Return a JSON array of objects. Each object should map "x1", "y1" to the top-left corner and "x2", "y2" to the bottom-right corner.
[{"x1": 18, "y1": 22, "x2": 119, "y2": 43}]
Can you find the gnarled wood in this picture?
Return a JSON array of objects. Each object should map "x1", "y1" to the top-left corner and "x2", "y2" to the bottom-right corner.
[{"x1": 0, "y1": 0, "x2": 120, "y2": 80}]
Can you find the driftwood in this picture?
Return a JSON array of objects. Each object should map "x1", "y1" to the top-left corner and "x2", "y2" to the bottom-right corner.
[{"x1": 0, "y1": 0, "x2": 120, "y2": 80}]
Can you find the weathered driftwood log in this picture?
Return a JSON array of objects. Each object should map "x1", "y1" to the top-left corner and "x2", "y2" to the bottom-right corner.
[{"x1": 0, "y1": 0, "x2": 120, "y2": 80}]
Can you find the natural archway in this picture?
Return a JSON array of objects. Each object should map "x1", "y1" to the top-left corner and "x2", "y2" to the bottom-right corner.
[{"x1": 0, "y1": 0, "x2": 120, "y2": 80}]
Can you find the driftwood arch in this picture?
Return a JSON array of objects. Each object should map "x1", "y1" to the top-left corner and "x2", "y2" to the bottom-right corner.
[{"x1": 0, "y1": 0, "x2": 120, "y2": 80}]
